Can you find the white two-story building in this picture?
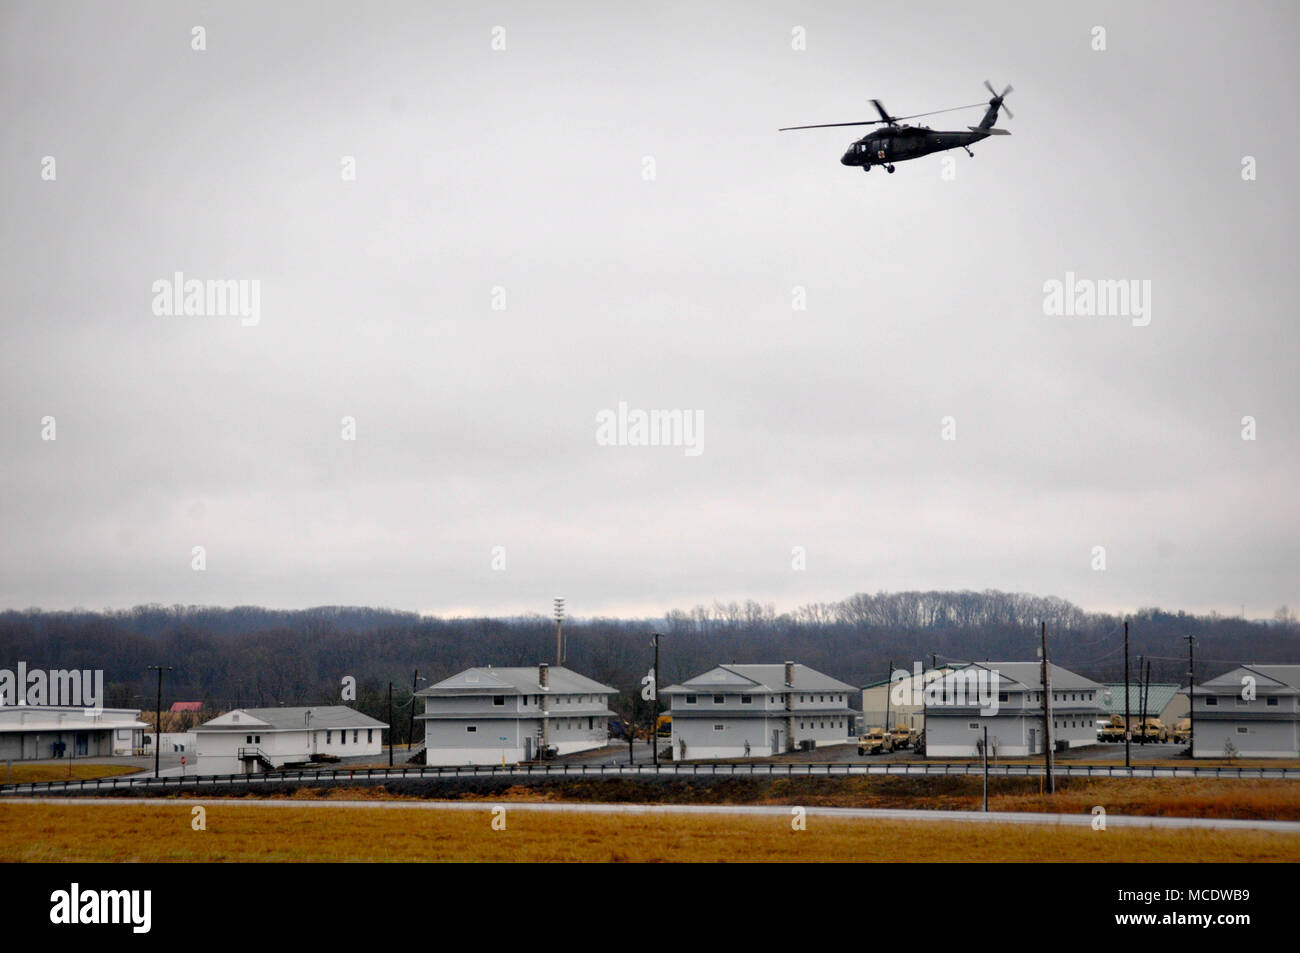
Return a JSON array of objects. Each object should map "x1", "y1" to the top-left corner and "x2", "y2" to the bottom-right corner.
[
  {"x1": 1190, "y1": 665, "x2": 1300, "y2": 758},
  {"x1": 923, "y1": 661, "x2": 1103, "y2": 757},
  {"x1": 417, "y1": 664, "x2": 616, "y2": 766},
  {"x1": 661, "y1": 661, "x2": 856, "y2": 760}
]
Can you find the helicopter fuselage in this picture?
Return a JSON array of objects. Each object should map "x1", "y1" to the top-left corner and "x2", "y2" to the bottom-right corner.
[{"x1": 841, "y1": 126, "x2": 990, "y2": 168}]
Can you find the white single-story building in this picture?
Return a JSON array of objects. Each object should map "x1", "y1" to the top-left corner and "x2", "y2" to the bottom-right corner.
[
  {"x1": 1190, "y1": 665, "x2": 1300, "y2": 758},
  {"x1": 662, "y1": 661, "x2": 857, "y2": 760},
  {"x1": 923, "y1": 662, "x2": 1103, "y2": 757},
  {"x1": 0, "y1": 705, "x2": 148, "y2": 761},
  {"x1": 193, "y1": 706, "x2": 387, "y2": 774},
  {"x1": 417, "y1": 663, "x2": 616, "y2": 766}
]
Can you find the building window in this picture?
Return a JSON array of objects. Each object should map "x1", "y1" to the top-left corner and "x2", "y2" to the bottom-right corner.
[
  {"x1": 969, "y1": 722, "x2": 979, "y2": 730},
  {"x1": 685, "y1": 695, "x2": 696, "y2": 704},
  {"x1": 254, "y1": 735, "x2": 261, "y2": 743},
  {"x1": 713, "y1": 695, "x2": 724, "y2": 704},
  {"x1": 353, "y1": 730, "x2": 359, "y2": 742},
  {"x1": 493, "y1": 695, "x2": 505, "y2": 706},
  {"x1": 1205, "y1": 697, "x2": 1218, "y2": 706},
  {"x1": 367, "y1": 729, "x2": 373, "y2": 742},
  {"x1": 713, "y1": 724, "x2": 724, "y2": 731},
  {"x1": 741, "y1": 695, "x2": 752, "y2": 704},
  {"x1": 467, "y1": 725, "x2": 477, "y2": 733},
  {"x1": 326, "y1": 730, "x2": 332, "y2": 744},
  {"x1": 246, "y1": 735, "x2": 252, "y2": 744},
  {"x1": 1236, "y1": 726, "x2": 1249, "y2": 734},
  {"x1": 998, "y1": 693, "x2": 1008, "y2": 703},
  {"x1": 1268, "y1": 697, "x2": 1279, "y2": 707}
]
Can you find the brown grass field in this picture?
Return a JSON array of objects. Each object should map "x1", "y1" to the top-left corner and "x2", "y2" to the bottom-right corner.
[
  {"x1": 2, "y1": 800, "x2": 1299, "y2": 862},
  {"x1": 224, "y1": 775, "x2": 1300, "y2": 820},
  {"x1": 1, "y1": 763, "x2": 139, "y2": 785}
]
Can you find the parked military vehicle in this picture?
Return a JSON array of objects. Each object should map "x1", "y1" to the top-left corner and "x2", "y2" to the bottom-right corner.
[
  {"x1": 1171, "y1": 718, "x2": 1191, "y2": 744},
  {"x1": 889, "y1": 724, "x2": 916, "y2": 749},
  {"x1": 858, "y1": 727, "x2": 894, "y2": 756},
  {"x1": 1098, "y1": 715, "x2": 1127, "y2": 743}
]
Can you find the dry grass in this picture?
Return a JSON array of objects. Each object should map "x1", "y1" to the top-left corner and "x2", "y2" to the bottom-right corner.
[
  {"x1": 1, "y1": 763, "x2": 139, "y2": 785},
  {"x1": 1, "y1": 802, "x2": 1298, "y2": 862}
]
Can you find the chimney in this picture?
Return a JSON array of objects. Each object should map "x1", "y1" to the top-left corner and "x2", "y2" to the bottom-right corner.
[
  {"x1": 538, "y1": 663, "x2": 549, "y2": 689},
  {"x1": 784, "y1": 661, "x2": 795, "y2": 687}
]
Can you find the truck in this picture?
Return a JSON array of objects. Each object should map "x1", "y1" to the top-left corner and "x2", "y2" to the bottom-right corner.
[
  {"x1": 1098, "y1": 715, "x2": 1127, "y2": 743},
  {"x1": 889, "y1": 724, "x2": 916, "y2": 750},
  {"x1": 1135, "y1": 718, "x2": 1169, "y2": 743},
  {"x1": 1171, "y1": 718, "x2": 1191, "y2": 744},
  {"x1": 858, "y1": 726, "x2": 894, "y2": 756}
]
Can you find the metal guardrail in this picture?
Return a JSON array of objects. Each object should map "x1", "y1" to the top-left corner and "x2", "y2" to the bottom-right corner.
[{"x1": 0, "y1": 760, "x2": 1296, "y2": 796}]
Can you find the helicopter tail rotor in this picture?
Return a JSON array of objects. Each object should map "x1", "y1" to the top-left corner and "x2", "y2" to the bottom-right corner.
[{"x1": 982, "y1": 80, "x2": 1014, "y2": 119}]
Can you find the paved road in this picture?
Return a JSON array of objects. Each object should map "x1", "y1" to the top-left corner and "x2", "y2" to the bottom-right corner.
[{"x1": 7, "y1": 796, "x2": 1299, "y2": 833}]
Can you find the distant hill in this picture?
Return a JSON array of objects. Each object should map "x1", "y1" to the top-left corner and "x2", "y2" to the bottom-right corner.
[{"x1": 1, "y1": 591, "x2": 1295, "y2": 743}]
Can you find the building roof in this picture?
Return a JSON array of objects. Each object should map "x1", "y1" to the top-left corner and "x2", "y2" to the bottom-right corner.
[
  {"x1": 1198, "y1": 665, "x2": 1300, "y2": 693},
  {"x1": 194, "y1": 706, "x2": 387, "y2": 732},
  {"x1": 1099, "y1": 683, "x2": 1183, "y2": 716},
  {"x1": 169, "y1": 701, "x2": 203, "y2": 712},
  {"x1": 862, "y1": 665, "x2": 964, "y2": 690},
  {"x1": 0, "y1": 706, "x2": 148, "y2": 732},
  {"x1": 936, "y1": 661, "x2": 1102, "y2": 693},
  {"x1": 417, "y1": 666, "x2": 616, "y2": 697},
  {"x1": 662, "y1": 663, "x2": 857, "y2": 695}
]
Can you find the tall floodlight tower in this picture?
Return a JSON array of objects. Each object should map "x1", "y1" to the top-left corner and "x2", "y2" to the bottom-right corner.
[{"x1": 553, "y1": 597, "x2": 566, "y2": 665}]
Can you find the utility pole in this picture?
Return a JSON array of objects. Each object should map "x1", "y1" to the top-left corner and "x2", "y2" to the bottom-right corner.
[
  {"x1": 1185, "y1": 634, "x2": 1196, "y2": 759},
  {"x1": 407, "y1": 668, "x2": 419, "y2": 753},
  {"x1": 1136, "y1": 656, "x2": 1146, "y2": 745},
  {"x1": 883, "y1": 659, "x2": 893, "y2": 732},
  {"x1": 387, "y1": 681, "x2": 394, "y2": 767},
  {"x1": 553, "y1": 597, "x2": 566, "y2": 666},
  {"x1": 1123, "y1": 620, "x2": 1131, "y2": 769},
  {"x1": 1143, "y1": 658, "x2": 1152, "y2": 745},
  {"x1": 1039, "y1": 621, "x2": 1054, "y2": 794},
  {"x1": 147, "y1": 665, "x2": 173, "y2": 780},
  {"x1": 982, "y1": 725, "x2": 989, "y2": 812},
  {"x1": 651, "y1": 632, "x2": 660, "y2": 768}
]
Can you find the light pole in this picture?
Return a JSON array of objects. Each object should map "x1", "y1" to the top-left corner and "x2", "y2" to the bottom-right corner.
[
  {"x1": 408, "y1": 670, "x2": 426, "y2": 752},
  {"x1": 146, "y1": 665, "x2": 173, "y2": 779},
  {"x1": 553, "y1": 597, "x2": 566, "y2": 665},
  {"x1": 651, "y1": 632, "x2": 661, "y2": 767}
]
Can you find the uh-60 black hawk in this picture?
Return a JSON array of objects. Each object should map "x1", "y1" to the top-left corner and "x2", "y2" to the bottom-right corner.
[{"x1": 780, "y1": 81, "x2": 1013, "y2": 173}]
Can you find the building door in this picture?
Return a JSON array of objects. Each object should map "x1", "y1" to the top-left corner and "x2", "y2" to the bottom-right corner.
[
  {"x1": 75, "y1": 733, "x2": 88, "y2": 756},
  {"x1": 1027, "y1": 728, "x2": 1037, "y2": 754},
  {"x1": 524, "y1": 736, "x2": 533, "y2": 760}
]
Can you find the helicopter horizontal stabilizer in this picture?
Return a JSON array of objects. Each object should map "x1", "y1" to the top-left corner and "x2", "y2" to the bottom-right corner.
[{"x1": 970, "y1": 126, "x2": 1010, "y2": 135}]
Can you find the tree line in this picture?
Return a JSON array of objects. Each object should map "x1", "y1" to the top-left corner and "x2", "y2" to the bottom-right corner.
[{"x1": 1, "y1": 591, "x2": 1295, "y2": 743}]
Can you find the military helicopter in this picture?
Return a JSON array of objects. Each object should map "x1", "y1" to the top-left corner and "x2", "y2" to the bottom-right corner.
[{"x1": 780, "y1": 81, "x2": 1013, "y2": 173}]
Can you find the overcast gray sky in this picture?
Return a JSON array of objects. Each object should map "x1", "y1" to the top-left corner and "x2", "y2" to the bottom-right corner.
[{"x1": 2, "y1": 0, "x2": 1296, "y2": 619}]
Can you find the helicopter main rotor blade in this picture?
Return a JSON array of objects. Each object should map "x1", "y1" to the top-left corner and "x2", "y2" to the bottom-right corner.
[
  {"x1": 871, "y1": 99, "x2": 894, "y2": 123},
  {"x1": 778, "y1": 120, "x2": 884, "y2": 131},
  {"x1": 779, "y1": 101, "x2": 986, "y2": 132},
  {"x1": 889, "y1": 102, "x2": 987, "y2": 122}
]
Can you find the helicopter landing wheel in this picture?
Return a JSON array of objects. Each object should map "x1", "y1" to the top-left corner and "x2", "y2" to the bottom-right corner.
[{"x1": 886, "y1": 165, "x2": 896, "y2": 174}]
